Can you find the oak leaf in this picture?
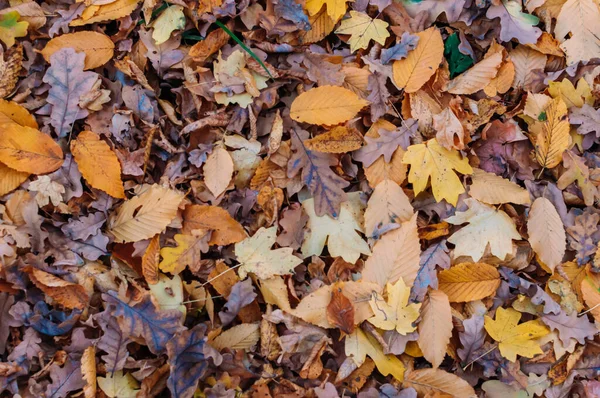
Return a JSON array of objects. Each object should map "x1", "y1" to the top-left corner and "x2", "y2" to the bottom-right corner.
[
  {"x1": 41, "y1": 31, "x2": 114, "y2": 70},
  {"x1": 392, "y1": 27, "x2": 444, "y2": 93},
  {"x1": 301, "y1": 192, "x2": 370, "y2": 264},
  {"x1": 159, "y1": 234, "x2": 208, "y2": 275},
  {"x1": 438, "y1": 263, "x2": 501, "y2": 302},
  {"x1": 555, "y1": 0, "x2": 600, "y2": 64},
  {"x1": 446, "y1": 198, "x2": 522, "y2": 262},
  {"x1": 527, "y1": 197, "x2": 566, "y2": 272},
  {"x1": 235, "y1": 226, "x2": 302, "y2": 280},
  {"x1": 402, "y1": 138, "x2": 473, "y2": 206},
  {"x1": 98, "y1": 371, "x2": 139, "y2": 398},
  {"x1": 108, "y1": 184, "x2": 184, "y2": 243},
  {"x1": 334, "y1": 11, "x2": 390, "y2": 53},
  {"x1": 0, "y1": 123, "x2": 63, "y2": 174},
  {"x1": 486, "y1": 0, "x2": 542, "y2": 44},
  {"x1": 368, "y1": 278, "x2": 421, "y2": 335},
  {"x1": 484, "y1": 307, "x2": 550, "y2": 361},
  {"x1": 71, "y1": 131, "x2": 125, "y2": 198},
  {"x1": 290, "y1": 86, "x2": 369, "y2": 126}
]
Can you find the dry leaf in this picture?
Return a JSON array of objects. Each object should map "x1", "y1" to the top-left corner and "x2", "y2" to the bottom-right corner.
[
  {"x1": 403, "y1": 368, "x2": 477, "y2": 397},
  {"x1": 304, "y1": 126, "x2": 363, "y2": 153},
  {"x1": 25, "y1": 267, "x2": 89, "y2": 310},
  {"x1": 438, "y1": 262, "x2": 501, "y2": 302},
  {"x1": 530, "y1": 97, "x2": 569, "y2": 169},
  {"x1": 211, "y1": 323, "x2": 260, "y2": 351},
  {"x1": 527, "y1": 197, "x2": 566, "y2": 273},
  {"x1": 290, "y1": 86, "x2": 369, "y2": 125},
  {"x1": 0, "y1": 124, "x2": 63, "y2": 174},
  {"x1": 41, "y1": 31, "x2": 114, "y2": 70},
  {"x1": 469, "y1": 168, "x2": 531, "y2": 205},
  {"x1": 417, "y1": 290, "x2": 453, "y2": 368},
  {"x1": 204, "y1": 146, "x2": 233, "y2": 198},
  {"x1": 327, "y1": 283, "x2": 356, "y2": 334}
]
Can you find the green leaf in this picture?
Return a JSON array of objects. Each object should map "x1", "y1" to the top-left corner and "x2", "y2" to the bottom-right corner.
[
  {"x1": 444, "y1": 33, "x2": 473, "y2": 79},
  {"x1": 0, "y1": 11, "x2": 28, "y2": 47}
]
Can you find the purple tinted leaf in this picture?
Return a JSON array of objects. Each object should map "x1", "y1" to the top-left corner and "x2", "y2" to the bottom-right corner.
[
  {"x1": 411, "y1": 240, "x2": 449, "y2": 302},
  {"x1": 383, "y1": 330, "x2": 418, "y2": 355},
  {"x1": 288, "y1": 129, "x2": 349, "y2": 218},
  {"x1": 97, "y1": 316, "x2": 131, "y2": 372},
  {"x1": 219, "y1": 279, "x2": 257, "y2": 326},
  {"x1": 26, "y1": 302, "x2": 80, "y2": 336},
  {"x1": 274, "y1": 0, "x2": 310, "y2": 30},
  {"x1": 166, "y1": 324, "x2": 222, "y2": 398},
  {"x1": 367, "y1": 71, "x2": 390, "y2": 122},
  {"x1": 45, "y1": 358, "x2": 85, "y2": 398},
  {"x1": 381, "y1": 32, "x2": 419, "y2": 64},
  {"x1": 567, "y1": 210, "x2": 600, "y2": 265},
  {"x1": 458, "y1": 315, "x2": 485, "y2": 363},
  {"x1": 570, "y1": 104, "x2": 600, "y2": 137},
  {"x1": 103, "y1": 292, "x2": 185, "y2": 354},
  {"x1": 0, "y1": 293, "x2": 15, "y2": 354},
  {"x1": 353, "y1": 120, "x2": 417, "y2": 167},
  {"x1": 8, "y1": 328, "x2": 42, "y2": 362},
  {"x1": 542, "y1": 311, "x2": 597, "y2": 345},
  {"x1": 42, "y1": 48, "x2": 97, "y2": 137},
  {"x1": 61, "y1": 212, "x2": 106, "y2": 241},
  {"x1": 122, "y1": 85, "x2": 155, "y2": 124}
]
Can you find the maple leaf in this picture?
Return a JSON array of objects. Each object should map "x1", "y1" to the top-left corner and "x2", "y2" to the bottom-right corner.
[
  {"x1": 368, "y1": 278, "x2": 421, "y2": 335},
  {"x1": 0, "y1": 11, "x2": 27, "y2": 48},
  {"x1": 354, "y1": 120, "x2": 417, "y2": 167},
  {"x1": 486, "y1": 0, "x2": 542, "y2": 44},
  {"x1": 548, "y1": 78, "x2": 593, "y2": 109},
  {"x1": 42, "y1": 48, "x2": 97, "y2": 137},
  {"x1": 305, "y1": 0, "x2": 349, "y2": 21},
  {"x1": 301, "y1": 192, "x2": 371, "y2": 264},
  {"x1": 98, "y1": 371, "x2": 139, "y2": 398},
  {"x1": 446, "y1": 198, "x2": 522, "y2": 262},
  {"x1": 235, "y1": 226, "x2": 302, "y2": 280},
  {"x1": 334, "y1": 11, "x2": 390, "y2": 53},
  {"x1": 345, "y1": 328, "x2": 406, "y2": 381},
  {"x1": 402, "y1": 138, "x2": 473, "y2": 206},
  {"x1": 288, "y1": 129, "x2": 349, "y2": 218},
  {"x1": 484, "y1": 307, "x2": 550, "y2": 361},
  {"x1": 159, "y1": 234, "x2": 208, "y2": 275}
]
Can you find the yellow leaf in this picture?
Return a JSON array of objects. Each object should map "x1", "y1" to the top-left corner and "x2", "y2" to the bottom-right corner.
[
  {"x1": 368, "y1": 278, "x2": 421, "y2": 334},
  {"x1": 392, "y1": 27, "x2": 444, "y2": 93},
  {"x1": 555, "y1": 0, "x2": 600, "y2": 64},
  {"x1": 469, "y1": 168, "x2": 531, "y2": 205},
  {"x1": 484, "y1": 307, "x2": 550, "y2": 361},
  {"x1": 510, "y1": 46, "x2": 547, "y2": 89},
  {"x1": 301, "y1": 192, "x2": 371, "y2": 264},
  {"x1": 81, "y1": 346, "x2": 97, "y2": 398},
  {"x1": 204, "y1": 146, "x2": 233, "y2": 197},
  {"x1": 148, "y1": 273, "x2": 185, "y2": 316},
  {"x1": 345, "y1": 328, "x2": 405, "y2": 381},
  {"x1": 151, "y1": 5, "x2": 185, "y2": 45},
  {"x1": 0, "y1": 99, "x2": 38, "y2": 127},
  {"x1": 159, "y1": 234, "x2": 205, "y2": 275},
  {"x1": 0, "y1": 3, "x2": 46, "y2": 31},
  {"x1": 108, "y1": 184, "x2": 184, "y2": 243},
  {"x1": 364, "y1": 179, "x2": 413, "y2": 239},
  {"x1": 581, "y1": 277, "x2": 600, "y2": 323},
  {"x1": 548, "y1": 78, "x2": 593, "y2": 109},
  {"x1": 527, "y1": 197, "x2": 566, "y2": 273},
  {"x1": 290, "y1": 85, "x2": 369, "y2": 125},
  {"x1": 41, "y1": 32, "x2": 115, "y2": 70},
  {"x1": 211, "y1": 323, "x2": 260, "y2": 351},
  {"x1": 417, "y1": 290, "x2": 452, "y2": 368},
  {"x1": 530, "y1": 97, "x2": 570, "y2": 169},
  {"x1": 292, "y1": 281, "x2": 379, "y2": 328},
  {"x1": 306, "y1": 0, "x2": 349, "y2": 21},
  {"x1": 403, "y1": 368, "x2": 477, "y2": 397},
  {"x1": 98, "y1": 371, "x2": 139, "y2": 398},
  {"x1": 334, "y1": 11, "x2": 390, "y2": 53},
  {"x1": 70, "y1": 0, "x2": 141, "y2": 26},
  {"x1": 71, "y1": 131, "x2": 125, "y2": 199},
  {"x1": 402, "y1": 138, "x2": 473, "y2": 206},
  {"x1": 447, "y1": 198, "x2": 522, "y2": 262},
  {"x1": 298, "y1": 4, "x2": 337, "y2": 44},
  {"x1": 303, "y1": 125, "x2": 363, "y2": 153},
  {"x1": 557, "y1": 151, "x2": 597, "y2": 206},
  {"x1": 362, "y1": 213, "x2": 420, "y2": 287},
  {"x1": 445, "y1": 52, "x2": 503, "y2": 94},
  {"x1": 438, "y1": 262, "x2": 501, "y2": 302},
  {"x1": 0, "y1": 11, "x2": 27, "y2": 48},
  {"x1": 182, "y1": 204, "x2": 247, "y2": 246},
  {"x1": 142, "y1": 234, "x2": 160, "y2": 285},
  {"x1": 483, "y1": 59, "x2": 515, "y2": 96},
  {"x1": 0, "y1": 162, "x2": 28, "y2": 196},
  {"x1": 0, "y1": 123, "x2": 63, "y2": 174},
  {"x1": 235, "y1": 226, "x2": 303, "y2": 280}
]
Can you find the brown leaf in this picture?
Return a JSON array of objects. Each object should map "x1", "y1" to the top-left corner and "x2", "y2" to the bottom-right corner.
[
  {"x1": 25, "y1": 267, "x2": 89, "y2": 310},
  {"x1": 326, "y1": 283, "x2": 356, "y2": 334}
]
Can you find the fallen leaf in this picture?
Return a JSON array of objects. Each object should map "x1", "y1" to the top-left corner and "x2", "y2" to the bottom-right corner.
[
  {"x1": 334, "y1": 11, "x2": 390, "y2": 53},
  {"x1": 203, "y1": 146, "x2": 233, "y2": 198},
  {"x1": 25, "y1": 267, "x2": 89, "y2": 310},
  {"x1": 444, "y1": 52, "x2": 503, "y2": 94},
  {"x1": 327, "y1": 283, "x2": 356, "y2": 334},
  {"x1": 305, "y1": 0, "x2": 349, "y2": 21},
  {"x1": 486, "y1": 0, "x2": 542, "y2": 44},
  {"x1": 151, "y1": 5, "x2": 185, "y2": 45},
  {"x1": 0, "y1": 162, "x2": 28, "y2": 196},
  {"x1": 469, "y1": 168, "x2": 531, "y2": 205},
  {"x1": 0, "y1": 11, "x2": 27, "y2": 48},
  {"x1": 0, "y1": 123, "x2": 63, "y2": 174},
  {"x1": 368, "y1": 278, "x2": 421, "y2": 335},
  {"x1": 41, "y1": 31, "x2": 115, "y2": 70},
  {"x1": 290, "y1": 85, "x2": 369, "y2": 126},
  {"x1": 304, "y1": 126, "x2": 363, "y2": 153},
  {"x1": 71, "y1": 0, "x2": 141, "y2": 26},
  {"x1": 527, "y1": 197, "x2": 566, "y2": 273},
  {"x1": 345, "y1": 328, "x2": 406, "y2": 381},
  {"x1": 417, "y1": 290, "x2": 453, "y2": 368},
  {"x1": 159, "y1": 234, "x2": 207, "y2": 275},
  {"x1": 530, "y1": 97, "x2": 570, "y2": 169},
  {"x1": 403, "y1": 368, "x2": 477, "y2": 397},
  {"x1": 364, "y1": 179, "x2": 413, "y2": 239},
  {"x1": 438, "y1": 262, "x2": 501, "y2": 302},
  {"x1": 211, "y1": 323, "x2": 260, "y2": 351},
  {"x1": 555, "y1": 0, "x2": 600, "y2": 64}
]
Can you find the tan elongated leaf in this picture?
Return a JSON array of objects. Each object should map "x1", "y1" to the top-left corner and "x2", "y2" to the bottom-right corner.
[
  {"x1": 392, "y1": 27, "x2": 444, "y2": 93},
  {"x1": 364, "y1": 179, "x2": 413, "y2": 239},
  {"x1": 182, "y1": 204, "x2": 247, "y2": 246},
  {"x1": 403, "y1": 368, "x2": 477, "y2": 397},
  {"x1": 290, "y1": 85, "x2": 369, "y2": 125},
  {"x1": 211, "y1": 323, "x2": 260, "y2": 351},
  {"x1": 108, "y1": 184, "x2": 184, "y2": 243},
  {"x1": 417, "y1": 290, "x2": 453, "y2": 368},
  {"x1": 0, "y1": 99, "x2": 38, "y2": 127},
  {"x1": 70, "y1": 0, "x2": 141, "y2": 26},
  {"x1": 527, "y1": 197, "x2": 566, "y2": 272},
  {"x1": 142, "y1": 235, "x2": 160, "y2": 285},
  {"x1": 438, "y1": 263, "x2": 501, "y2": 302},
  {"x1": 71, "y1": 130, "x2": 125, "y2": 198},
  {"x1": 0, "y1": 123, "x2": 63, "y2": 174},
  {"x1": 204, "y1": 146, "x2": 233, "y2": 198},
  {"x1": 530, "y1": 97, "x2": 569, "y2": 169},
  {"x1": 41, "y1": 31, "x2": 115, "y2": 70},
  {"x1": 81, "y1": 346, "x2": 97, "y2": 398},
  {"x1": 469, "y1": 168, "x2": 531, "y2": 205},
  {"x1": 510, "y1": 46, "x2": 547, "y2": 89},
  {"x1": 362, "y1": 213, "x2": 420, "y2": 287},
  {"x1": 0, "y1": 162, "x2": 28, "y2": 196},
  {"x1": 445, "y1": 52, "x2": 503, "y2": 94}
]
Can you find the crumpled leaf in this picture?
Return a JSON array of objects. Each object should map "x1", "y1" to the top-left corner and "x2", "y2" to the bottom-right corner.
[{"x1": 381, "y1": 32, "x2": 419, "y2": 64}]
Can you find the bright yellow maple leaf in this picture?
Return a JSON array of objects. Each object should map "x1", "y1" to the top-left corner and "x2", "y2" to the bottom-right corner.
[
  {"x1": 334, "y1": 11, "x2": 390, "y2": 53},
  {"x1": 159, "y1": 234, "x2": 205, "y2": 275},
  {"x1": 345, "y1": 328, "x2": 405, "y2": 381},
  {"x1": 484, "y1": 307, "x2": 549, "y2": 362},
  {"x1": 368, "y1": 278, "x2": 421, "y2": 335},
  {"x1": 0, "y1": 11, "x2": 28, "y2": 48},
  {"x1": 305, "y1": 0, "x2": 350, "y2": 21},
  {"x1": 235, "y1": 226, "x2": 303, "y2": 280},
  {"x1": 402, "y1": 138, "x2": 473, "y2": 206}
]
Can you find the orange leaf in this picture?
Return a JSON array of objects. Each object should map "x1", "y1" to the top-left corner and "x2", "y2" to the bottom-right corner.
[
  {"x1": 0, "y1": 123, "x2": 63, "y2": 174},
  {"x1": 327, "y1": 283, "x2": 356, "y2": 334}
]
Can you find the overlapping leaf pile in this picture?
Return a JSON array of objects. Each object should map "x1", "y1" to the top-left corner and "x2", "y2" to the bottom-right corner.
[{"x1": 2, "y1": 0, "x2": 600, "y2": 396}]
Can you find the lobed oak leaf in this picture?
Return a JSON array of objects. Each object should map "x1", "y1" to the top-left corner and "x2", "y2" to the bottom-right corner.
[
  {"x1": 555, "y1": 0, "x2": 600, "y2": 64},
  {"x1": 541, "y1": 311, "x2": 597, "y2": 345},
  {"x1": 159, "y1": 234, "x2": 208, "y2": 275},
  {"x1": 484, "y1": 307, "x2": 550, "y2": 361},
  {"x1": 446, "y1": 198, "x2": 522, "y2": 262},
  {"x1": 334, "y1": 11, "x2": 390, "y2": 53},
  {"x1": 402, "y1": 138, "x2": 473, "y2": 206},
  {"x1": 380, "y1": 32, "x2": 419, "y2": 64},
  {"x1": 290, "y1": 86, "x2": 369, "y2": 126},
  {"x1": 354, "y1": 119, "x2": 416, "y2": 167},
  {"x1": 97, "y1": 371, "x2": 139, "y2": 398},
  {"x1": 368, "y1": 278, "x2": 421, "y2": 335},
  {"x1": 301, "y1": 192, "x2": 370, "y2": 264},
  {"x1": 235, "y1": 226, "x2": 302, "y2": 280},
  {"x1": 486, "y1": 0, "x2": 542, "y2": 44}
]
